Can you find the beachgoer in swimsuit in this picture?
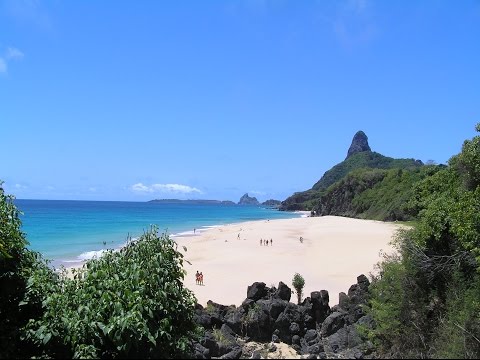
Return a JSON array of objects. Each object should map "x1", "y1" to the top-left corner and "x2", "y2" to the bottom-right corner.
[
  {"x1": 195, "y1": 270, "x2": 200, "y2": 285},
  {"x1": 199, "y1": 272, "x2": 204, "y2": 285}
]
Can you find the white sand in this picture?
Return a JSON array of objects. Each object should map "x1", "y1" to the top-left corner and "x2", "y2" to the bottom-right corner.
[{"x1": 175, "y1": 215, "x2": 401, "y2": 307}]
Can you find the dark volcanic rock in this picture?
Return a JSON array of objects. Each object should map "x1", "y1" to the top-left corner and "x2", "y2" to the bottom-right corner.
[
  {"x1": 194, "y1": 274, "x2": 374, "y2": 359},
  {"x1": 274, "y1": 281, "x2": 292, "y2": 302},
  {"x1": 346, "y1": 131, "x2": 371, "y2": 159},
  {"x1": 323, "y1": 325, "x2": 363, "y2": 354},
  {"x1": 311, "y1": 290, "x2": 330, "y2": 323},
  {"x1": 247, "y1": 282, "x2": 268, "y2": 301},
  {"x1": 320, "y1": 311, "x2": 347, "y2": 337}
]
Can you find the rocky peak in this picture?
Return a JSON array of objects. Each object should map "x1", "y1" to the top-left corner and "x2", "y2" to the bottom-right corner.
[
  {"x1": 346, "y1": 131, "x2": 371, "y2": 159},
  {"x1": 238, "y1": 193, "x2": 259, "y2": 205}
]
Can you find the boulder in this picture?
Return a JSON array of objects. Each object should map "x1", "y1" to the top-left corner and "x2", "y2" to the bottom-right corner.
[
  {"x1": 247, "y1": 282, "x2": 268, "y2": 301},
  {"x1": 292, "y1": 335, "x2": 301, "y2": 345},
  {"x1": 267, "y1": 298, "x2": 288, "y2": 322},
  {"x1": 348, "y1": 275, "x2": 370, "y2": 307},
  {"x1": 304, "y1": 329, "x2": 318, "y2": 346},
  {"x1": 224, "y1": 307, "x2": 245, "y2": 335},
  {"x1": 338, "y1": 292, "x2": 351, "y2": 311},
  {"x1": 274, "y1": 281, "x2": 292, "y2": 301},
  {"x1": 311, "y1": 290, "x2": 330, "y2": 323},
  {"x1": 320, "y1": 311, "x2": 347, "y2": 338},
  {"x1": 274, "y1": 312, "x2": 293, "y2": 343},
  {"x1": 289, "y1": 322, "x2": 301, "y2": 335},
  {"x1": 217, "y1": 324, "x2": 238, "y2": 356},
  {"x1": 193, "y1": 342, "x2": 210, "y2": 359},
  {"x1": 323, "y1": 325, "x2": 363, "y2": 354},
  {"x1": 243, "y1": 301, "x2": 271, "y2": 341}
]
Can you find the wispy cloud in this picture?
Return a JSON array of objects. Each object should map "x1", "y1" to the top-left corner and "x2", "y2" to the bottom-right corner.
[
  {"x1": 131, "y1": 183, "x2": 202, "y2": 195},
  {"x1": 15, "y1": 183, "x2": 27, "y2": 190},
  {"x1": 0, "y1": 46, "x2": 24, "y2": 74},
  {"x1": 6, "y1": 47, "x2": 24, "y2": 60}
]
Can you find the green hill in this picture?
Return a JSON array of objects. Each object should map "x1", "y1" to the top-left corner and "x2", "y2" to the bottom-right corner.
[{"x1": 280, "y1": 131, "x2": 424, "y2": 215}]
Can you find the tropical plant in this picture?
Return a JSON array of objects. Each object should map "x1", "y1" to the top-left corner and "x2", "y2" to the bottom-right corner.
[{"x1": 292, "y1": 273, "x2": 305, "y2": 304}]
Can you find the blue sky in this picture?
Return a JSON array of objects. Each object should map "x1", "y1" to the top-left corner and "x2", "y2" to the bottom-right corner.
[{"x1": 1, "y1": 0, "x2": 479, "y2": 202}]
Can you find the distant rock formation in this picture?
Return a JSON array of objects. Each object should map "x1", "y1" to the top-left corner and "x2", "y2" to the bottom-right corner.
[
  {"x1": 149, "y1": 199, "x2": 235, "y2": 205},
  {"x1": 261, "y1": 199, "x2": 282, "y2": 207},
  {"x1": 346, "y1": 131, "x2": 371, "y2": 159},
  {"x1": 238, "y1": 193, "x2": 259, "y2": 205}
]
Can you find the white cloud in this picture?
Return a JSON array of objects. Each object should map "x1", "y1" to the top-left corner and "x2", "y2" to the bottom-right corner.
[
  {"x1": 0, "y1": 58, "x2": 6, "y2": 73},
  {"x1": 6, "y1": 47, "x2": 24, "y2": 60},
  {"x1": 131, "y1": 183, "x2": 152, "y2": 192},
  {"x1": 15, "y1": 183, "x2": 27, "y2": 189},
  {"x1": 131, "y1": 183, "x2": 202, "y2": 194}
]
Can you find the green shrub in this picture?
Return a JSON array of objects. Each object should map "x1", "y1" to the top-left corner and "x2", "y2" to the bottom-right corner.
[
  {"x1": 367, "y1": 124, "x2": 480, "y2": 358},
  {"x1": 0, "y1": 182, "x2": 58, "y2": 359},
  {"x1": 24, "y1": 227, "x2": 199, "y2": 358}
]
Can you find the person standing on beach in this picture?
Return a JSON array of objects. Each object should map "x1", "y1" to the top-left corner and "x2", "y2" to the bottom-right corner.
[
  {"x1": 199, "y1": 272, "x2": 204, "y2": 285},
  {"x1": 237, "y1": 233, "x2": 240, "y2": 240},
  {"x1": 194, "y1": 228, "x2": 196, "y2": 234},
  {"x1": 195, "y1": 270, "x2": 200, "y2": 285},
  {"x1": 260, "y1": 238, "x2": 262, "y2": 246},
  {"x1": 270, "y1": 238, "x2": 273, "y2": 246}
]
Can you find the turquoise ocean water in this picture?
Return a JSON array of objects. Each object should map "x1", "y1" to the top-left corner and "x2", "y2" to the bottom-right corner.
[{"x1": 15, "y1": 200, "x2": 303, "y2": 267}]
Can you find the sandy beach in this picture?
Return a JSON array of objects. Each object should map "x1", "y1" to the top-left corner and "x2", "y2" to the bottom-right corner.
[{"x1": 175, "y1": 215, "x2": 401, "y2": 307}]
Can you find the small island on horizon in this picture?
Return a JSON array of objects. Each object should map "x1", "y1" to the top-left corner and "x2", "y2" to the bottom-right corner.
[
  {"x1": 148, "y1": 199, "x2": 236, "y2": 205},
  {"x1": 149, "y1": 194, "x2": 283, "y2": 208}
]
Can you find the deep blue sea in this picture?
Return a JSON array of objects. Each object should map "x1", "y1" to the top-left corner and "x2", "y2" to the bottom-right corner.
[{"x1": 15, "y1": 200, "x2": 303, "y2": 267}]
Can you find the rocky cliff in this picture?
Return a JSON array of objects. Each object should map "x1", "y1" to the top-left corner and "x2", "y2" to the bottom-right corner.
[{"x1": 346, "y1": 130, "x2": 371, "y2": 159}]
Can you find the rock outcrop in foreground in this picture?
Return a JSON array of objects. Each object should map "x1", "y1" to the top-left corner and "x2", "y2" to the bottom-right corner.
[{"x1": 192, "y1": 275, "x2": 375, "y2": 359}]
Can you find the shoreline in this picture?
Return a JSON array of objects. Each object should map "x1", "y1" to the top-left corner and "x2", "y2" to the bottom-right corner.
[
  {"x1": 61, "y1": 210, "x2": 308, "y2": 275},
  {"x1": 63, "y1": 214, "x2": 401, "y2": 308},
  {"x1": 53, "y1": 209, "x2": 306, "y2": 269}
]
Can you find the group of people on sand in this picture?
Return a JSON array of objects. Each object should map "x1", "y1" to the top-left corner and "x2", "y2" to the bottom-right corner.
[
  {"x1": 260, "y1": 238, "x2": 273, "y2": 246},
  {"x1": 195, "y1": 270, "x2": 204, "y2": 285}
]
